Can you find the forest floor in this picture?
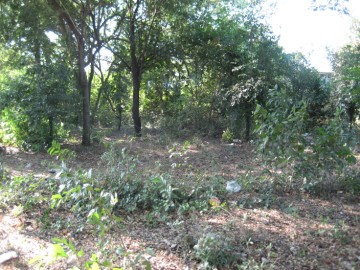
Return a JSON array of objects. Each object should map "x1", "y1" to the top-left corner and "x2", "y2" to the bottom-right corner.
[{"x1": 0, "y1": 130, "x2": 359, "y2": 269}]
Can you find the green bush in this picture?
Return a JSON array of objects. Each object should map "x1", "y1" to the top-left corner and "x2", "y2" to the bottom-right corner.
[
  {"x1": 194, "y1": 233, "x2": 236, "y2": 269},
  {"x1": 0, "y1": 107, "x2": 71, "y2": 151},
  {"x1": 51, "y1": 144, "x2": 227, "y2": 219},
  {"x1": 254, "y1": 88, "x2": 357, "y2": 194},
  {"x1": 222, "y1": 128, "x2": 234, "y2": 143},
  {"x1": 339, "y1": 168, "x2": 360, "y2": 195},
  {"x1": 0, "y1": 175, "x2": 57, "y2": 212}
]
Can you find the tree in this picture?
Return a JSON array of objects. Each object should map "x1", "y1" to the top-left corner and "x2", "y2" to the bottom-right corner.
[
  {"x1": 109, "y1": 0, "x2": 169, "y2": 135},
  {"x1": 47, "y1": 0, "x2": 117, "y2": 145},
  {"x1": 310, "y1": 0, "x2": 350, "y2": 14},
  {"x1": 111, "y1": 0, "x2": 200, "y2": 136},
  {"x1": 0, "y1": 1, "x2": 78, "y2": 149},
  {"x1": 210, "y1": 3, "x2": 284, "y2": 140},
  {"x1": 331, "y1": 43, "x2": 360, "y2": 128}
]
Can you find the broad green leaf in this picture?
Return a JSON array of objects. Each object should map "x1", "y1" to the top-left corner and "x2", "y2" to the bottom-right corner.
[
  {"x1": 77, "y1": 249, "x2": 85, "y2": 257},
  {"x1": 52, "y1": 194, "x2": 62, "y2": 200},
  {"x1": 91, "y1": 262, "x2": 100, "y2": 270},
  {"x1": 52, "y1": 237, "x2": 67, "y2": 245},
  {"x1": 52, "y1": 244, "x2": 68, "y2": 258}
]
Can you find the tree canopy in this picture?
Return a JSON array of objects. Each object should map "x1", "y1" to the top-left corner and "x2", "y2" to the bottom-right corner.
[{"x1": 0, "y1": 0, "x2": 357, "y2": 149}]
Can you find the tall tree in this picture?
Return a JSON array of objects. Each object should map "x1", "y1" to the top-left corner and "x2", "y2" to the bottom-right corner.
[
  {"x1": 0, "y1": 0, "x2": 74, "y2": 148},
  {"x1": 47, "y1": 0, "x2": 116, "y2": 145},
  {"x1": 112, "y1": 0, "x2": 194, "y2": 135},
  {"x1": 331, "y1": 42, "x2": 360, "y2": 128}
]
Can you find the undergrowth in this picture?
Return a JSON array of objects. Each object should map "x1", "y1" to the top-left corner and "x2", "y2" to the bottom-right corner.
[
  {"x1": 254, "y1": 89, "x2": 359, "y2": 195},
  {"x1": 1, "y1": 135, "x2": 358, "y2": 269}
]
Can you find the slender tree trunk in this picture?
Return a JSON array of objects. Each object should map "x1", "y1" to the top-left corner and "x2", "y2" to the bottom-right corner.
[
  {"x1": 47, "y1": 0, "x2": 92, "y2": 146},
  {"x1": 116, "y1": 102, "x2": 122, "y2": 130},
  {"x1": 129, "y1": 9, "x2": 142, "y2": 136},
  {"x1": 131, "y1": 66, "x2": 141, "y2": 135},
  {"x1": 47, "y1": 113, "x2": 54, "y2": 147},
  {"x1": 347, "y1": 102, "x2": 355, "y2": 131},
  {"x1": 78, "y1": 40, "x2": 91, "y2": 146},
  {"x1": 92, "y1": 85, "x2": 104, "y2": 124},
  {"x1": 245, "y1": 102, "x2": 252, "y2": 142}
]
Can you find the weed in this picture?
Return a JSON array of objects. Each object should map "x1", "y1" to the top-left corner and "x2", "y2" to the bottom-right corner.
[
  {"x1": 38, "y1": 208, "x2": 52, "y2": 229},
  {"x1": 31, "y1": 236, "x2": 153, "y2": 270},
  {"x1": 332, "y1": 221, "x2": 352, "y2": 245},
  {"x1": 48, "y1": 140, "x2": 76, "y2": 162},
  {"x1": 0, "y1": 153, "x2": 4, "y2": 181},
  {"x1": 238, "y1": 242, "x2": 275, "y2": 269},
  {"x1": 222, "y1": 128, "x2": 234, "y2": 143},
  {"x1": 254, "y1": 95, "x2": 357, "y2": 195},
  {"x1": 319, "y1": 215, "x2": 330, "y2": 225},
  {"x1": 283, "y1": 203, "x2": 298, "y2": 216},
  {"x1": 194, "y1": 232, "x2": 236, "y2": 269},
  {"x1": 339, "y1": 168, "x2": 360, "y2": 195},
  {"x1": 11, "y1": 204, "x2": 24, "y2": 217},
  {"x1": 0, "y1": 175, "x2": 55, "y2": 212}
]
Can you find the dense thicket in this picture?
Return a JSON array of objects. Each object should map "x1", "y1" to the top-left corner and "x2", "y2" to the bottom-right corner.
[{"x1": 0, "y1": 0, "x2": 358, "y2": 149}]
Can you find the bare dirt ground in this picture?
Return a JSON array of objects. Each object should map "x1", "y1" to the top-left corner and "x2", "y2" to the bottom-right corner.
[{"x1": 0, "y1": 132, "x2": 359, "y2": 269}]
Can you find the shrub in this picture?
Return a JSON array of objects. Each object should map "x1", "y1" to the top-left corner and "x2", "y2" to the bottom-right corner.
[
  {"x1": 338, "y1": 168, "x2": 360, "y2": 195},
  {"x1": 194, "y1": 233, "x2": 236, "y2": 269},
  {"x1": 52, "y1": 144, "x2": 227, "y2": 218},
  {"x1": 222, "y1": 128, "x2": 234, "y2": 143},
  {"x1": 254, "y1": 88, "x2": 357, "y2": 194}
]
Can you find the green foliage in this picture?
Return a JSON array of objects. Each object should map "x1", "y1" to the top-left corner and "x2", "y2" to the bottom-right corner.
[
  {"x1": 222, "y1": 128, "x2": 234, "y2": 143},
  {"x1": 254, "y1": 87, "x2": 356, "y2": 193},
  {"x1": 331, "y1": 42, "x2": 360, "y2": 126},
  {"x1": 116, "y1": 247, "x2": 154, "y2": 270},
  {"x1": 3, "y1": 148, "x2": 155, "y2": 269},
  {"x1": 98, "y1": 146, "x2": 143, "y2": 212},
  {"x1": 254, "y1": 87, "x2": 308, "y2": 161},
  {"x1": 194, "y1": 233, "x2": 236, "y2": 269},
  {"x1": 0, "y1": 174, "x2": 57, "y2": 215},
  {"x1": 338, "y1": 168, "x2": 360, "y2": 195},
  {"x1": 0, "y1": 61, "x2": 76, "y2": 150},
  {"x1": 47, "y1": 145, "x2": 230, "y2": 269},
  {"x1": 0, "y1": 108, "x2": 21, "y2": 146},
  {"x1": 299, "y1": 110, "x2": 356, "y2": 193},
  {"x1": 236, "y1": 174, "x2": 275, "y2": 209},
  {"x1": 50, "y1": 143, "x2": 228, "y2": 226},
  {"x1": 0, "y1": 156, "x2": 3, "y2": 182},
  {"x1": 31, "y1": 236, "x2": 153, "y2": 270},
  {"x1": 159, "y1": 99, "x2": 225, "y2": 138},
  {"x1": 237, "y1": 242, "x2": 275, "y2": 270},
  {"x1": 50, "y1": 166, "x2": 118, "y2": 236},
  {"x1": 48, "y1": 140, "x2": 76, "y2": 162},
  {"x1": 98, "y1": 144, "x2": 227, "y2": 215},
  {"x1": 46, "y1": 167, "x2": 151, "y2": 268}
]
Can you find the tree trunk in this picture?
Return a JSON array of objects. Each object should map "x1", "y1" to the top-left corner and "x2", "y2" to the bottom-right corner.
[
  {"x1": 116, "y1": 102, "x2": 122, "y2": 130},
  {"x1": 129, "y1": 9, "x2": 142, "y2": 136},
  {"x1": 78, "y1": 40, "x2": 91, "y2": 146},
  {"x1": 92, "y1": 84, "x2": 104, "y2": 124},
  {"x1": 245, "y1": 102, "x2": 252, "y2": 142},
  {"x1": 47, "y1": 113, "x2": 54, "y2": 147},
  {"x1": 131, "y1": 66, "x2": 141, "y2": 136},
  {"x1": 347, "y1": 102, "x2": 355, "y2": 131},
  {"x1": 47, "y1": 0, "x2": 92, "y2": 146}
]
